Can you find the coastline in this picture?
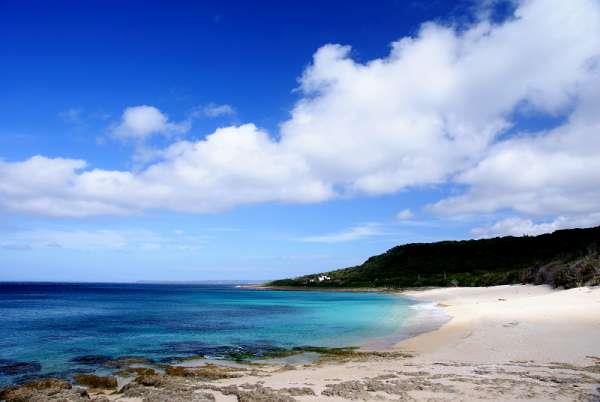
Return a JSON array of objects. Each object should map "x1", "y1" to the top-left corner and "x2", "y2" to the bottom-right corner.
[
  {"x1": 242, "y1": 284, "x2": 407, "y2": 293},
  {"x1": 360, "y1": 293, "x2": 451, "y2": 351},
  {"x1": 3, "y1": 284, "x2": 600, "y2": 401},
  {"x1": 246, "y1": 283, "x2": 453, "y2": 351}
]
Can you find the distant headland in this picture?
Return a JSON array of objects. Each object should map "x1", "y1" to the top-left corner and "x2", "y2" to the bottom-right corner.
[{"x1": 268, "y1": 226, "x2": 600, "y2": 289}]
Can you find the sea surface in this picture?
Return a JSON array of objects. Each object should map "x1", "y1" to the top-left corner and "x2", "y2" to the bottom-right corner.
[{"x1": 0, "y1": 282, "x2": 420, "y2": 386}]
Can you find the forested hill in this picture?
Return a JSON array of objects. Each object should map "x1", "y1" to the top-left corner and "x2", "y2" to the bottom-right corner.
[{"x1": 269, "y1": 226, "x2": 600, "y2": 289}]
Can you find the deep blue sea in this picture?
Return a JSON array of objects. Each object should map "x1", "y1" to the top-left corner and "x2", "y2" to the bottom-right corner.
[{"x1": 0, "y1": 283, "x2": 417, "y2": 386}]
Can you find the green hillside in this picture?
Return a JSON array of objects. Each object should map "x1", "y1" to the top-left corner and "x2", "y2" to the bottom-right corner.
[{"x1": 269, "y1": 226, "x2": 600, "y2": 289}]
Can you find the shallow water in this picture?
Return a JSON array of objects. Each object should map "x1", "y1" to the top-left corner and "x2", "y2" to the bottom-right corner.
[{"x1": 0, "y1": 282, "x2": 418, "y2": 386}]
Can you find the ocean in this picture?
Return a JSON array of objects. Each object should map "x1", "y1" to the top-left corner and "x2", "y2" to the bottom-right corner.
[{"x1": 0, "y1": 282, "x2": 418, "y2": 386}]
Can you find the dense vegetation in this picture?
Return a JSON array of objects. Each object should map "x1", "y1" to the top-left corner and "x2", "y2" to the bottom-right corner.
[{"x1": 269, "y1": 226, "x2": 600, "y2": 289}]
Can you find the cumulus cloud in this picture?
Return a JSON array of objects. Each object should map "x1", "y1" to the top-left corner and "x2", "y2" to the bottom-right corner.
[
  {"x1": 1, "y1": 0, "x2": 600, "y2": 221},
  {"x1": 432, "y1": 74, "x2": 600, "y2": 219},
  {"x1": 280, "y1": 0, "x2": 599, "y2": 194},
  {"x1": 110, "y1": 105, "x2": 190, "y2": 140},
  {"x1": 299, "y1": 223, "x2": 383, "y2": 243},
  {"x1": 0, "y1": 124, "x2": 332, "y2": 216}
]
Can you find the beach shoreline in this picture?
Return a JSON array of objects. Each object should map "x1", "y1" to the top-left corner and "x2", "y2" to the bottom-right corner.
[
  {"x1": 245, "y1": 283, "x2": 453, "y2": 352},
  {"x1": 3, "y1": 284, "x2": 600, "y2": 401},
  {"x1": 395, "y1": 284, "x2": 600, "y2": 365}
]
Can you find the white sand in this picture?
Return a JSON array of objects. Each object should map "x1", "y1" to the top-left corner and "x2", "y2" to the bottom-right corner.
[{"x1": 398, "y1": 285, "x2": 600, "y2": 364}]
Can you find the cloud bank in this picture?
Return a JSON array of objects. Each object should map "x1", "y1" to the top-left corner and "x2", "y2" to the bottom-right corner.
[{"x1": 1, "y1": 0, "x2": 600, "y2": 237}]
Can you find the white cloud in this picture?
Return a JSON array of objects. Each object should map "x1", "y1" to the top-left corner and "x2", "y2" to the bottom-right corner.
[
  {"x1": 198, "y1": 103, "x2": 236, "y2": 118},
  {"x1": 396, "y1": 209, "x2": 414, "y2": 220},
  {"x1": 472, "y1": 217, "x2": 565, "y2": 238},
  {"x1": 431, "y1": 73, "x2": 600, "y2": 220},
  {"x1": 299, "y1": 223, "x2": 383, "y2": 243},
  {"x1": 0, "y1": 124, "x2": 332, "y2": 216},
  {"x1": 110, "y1": 105, "x2": 190, "y2": 140},
  {"x1": 1, "y1": 0, "x2": 600, "y2": 220},
  {"x1": 472, "y1": 214, "x2": 600, "y2": 238},
  {"x1": 280, "y1": 0, "x2": 599, "y2": 194},
  {"x1": 0, "y1": 228, "x2": 205, "y2": 251}
]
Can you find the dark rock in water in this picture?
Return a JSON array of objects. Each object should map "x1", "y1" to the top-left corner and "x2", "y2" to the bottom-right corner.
[
  {"x1": 105, "y1": 355, "x2": 154, "y2": 368},
  {"x1": 73, "y1": 374, "x2": 118, "y2": 389},
  {"x1": 70, "y1": 355, "x2": 112, "y2": 366},
  {"x1": 114, "y1": 367, "x2": 156, "y2": 377},
  {"x1": 159, "y1": 341, "x2": 276, "y2": 357},
  {"x1": 0, "y1": 359, "x2": 41, "y2": 375},
  {"x1": 159, "y1": 340, "x2": 213, "y2": 355}
]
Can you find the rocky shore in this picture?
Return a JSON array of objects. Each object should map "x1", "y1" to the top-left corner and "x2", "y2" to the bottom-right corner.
[{"x1": 2, "y1": 351, "x2": 599, "y2": 401}]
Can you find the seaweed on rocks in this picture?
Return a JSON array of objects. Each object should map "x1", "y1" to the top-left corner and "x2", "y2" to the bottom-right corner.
[
  {"x1": 113, "y1": 367, "x2": 156, "y2": 377},
  {"x1": 164, "y1": 364, "x2": 242, "y2": 380},
  {"x1": 0, "y1": 378, "x2": 82, "y2": 402},
  {"x1": 73, "y1": 374, "x2": 118, "y2": 389},
  {"x1": 105, "y1": 356, "x2": 154, "y2": 368}
]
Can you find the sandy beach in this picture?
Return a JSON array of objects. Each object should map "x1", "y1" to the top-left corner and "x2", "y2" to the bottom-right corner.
[
  {"x1": 398, "y1": 285, "x2": 600, "y2": 365},
  {"x1": 5, "y1": 285, "x2": 600, "y2": 401}
]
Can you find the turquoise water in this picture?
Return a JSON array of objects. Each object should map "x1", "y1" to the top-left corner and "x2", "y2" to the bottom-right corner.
[{"x1": 0, "y1": 283, "x2": 417, "y2": 386}]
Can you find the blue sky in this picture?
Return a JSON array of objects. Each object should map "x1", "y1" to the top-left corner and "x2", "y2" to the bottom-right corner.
[{"x1": 1, "y1": 0, "x2": 600, "y2": 282}]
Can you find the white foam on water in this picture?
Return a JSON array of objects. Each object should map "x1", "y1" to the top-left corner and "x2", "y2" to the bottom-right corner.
[{"x1": 361, "y1": 297, "x2": 450, "y2": 351}]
